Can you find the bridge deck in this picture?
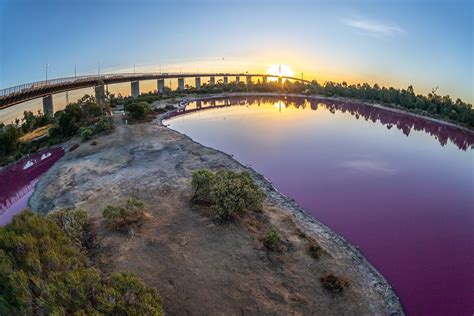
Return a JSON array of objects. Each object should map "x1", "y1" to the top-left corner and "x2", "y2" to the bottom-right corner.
[{"x1": 0, "y1": 73, "x2": 310, "y2": 109}]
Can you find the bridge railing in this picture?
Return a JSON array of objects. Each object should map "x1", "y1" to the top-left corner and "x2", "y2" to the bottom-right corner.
[
  {"x1": 0, "y1": 72, "x2": 309, "y2": 98},
  {"x1": 0, "y1": 73, "x2": 139, "y2": 97}
]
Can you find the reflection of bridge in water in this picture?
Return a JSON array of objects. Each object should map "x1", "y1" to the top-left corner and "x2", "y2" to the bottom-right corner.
[
  {"x1": 0, "y1": 73, "x2": 310, "y2": 113},
  {"x1": 167, "y1": 95, "x2": 474, "y2": 151}
]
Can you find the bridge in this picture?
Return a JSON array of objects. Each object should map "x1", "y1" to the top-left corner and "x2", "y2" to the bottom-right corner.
[{"x1": 0, "y1": 72, "x2": 311, "y2": 114}]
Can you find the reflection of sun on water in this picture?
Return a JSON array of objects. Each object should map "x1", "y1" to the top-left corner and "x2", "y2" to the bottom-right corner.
[{"x1": 267, "y1": 64, "x2": 294, "y2": 80}]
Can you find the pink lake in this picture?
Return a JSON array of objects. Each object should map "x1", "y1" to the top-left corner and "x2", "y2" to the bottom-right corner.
[
  {"x1": 0, "y1": 147, "x2": 64, "y2": 226},
  {"x1": 165, "y1": 95, "x2": 474, "y2": 315}
]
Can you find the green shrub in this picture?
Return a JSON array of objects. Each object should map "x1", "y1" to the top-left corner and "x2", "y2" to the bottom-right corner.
[
  {"x1": 0, "y1": 124, "x2": 21, "y2": 157},
  {"x1": 100, "y1": 272, "x2": 163, "y2": 315},
  {"x1": 0, "y1": 209, "x2": 163, "y2": 315},
  {"x1": 79, "y1": 127, "x2": 94, "y2": 141},
  {"x1": 263, "y1": 228, "x2": 281, "y2": 250},
  {"x1": 95, "y1": 116, "x2": 114, "y2": 133},
  {"x1": 124, "y1": 102, "x2": 151, "y2": 121},
  {"x1": 320, "y1": 273, "x2": 348, "y2": 294},
  {"x1": 46, "y1": 208, "x2": 90, "y2": 250},
  {"x1": 191, "y1": 169, "x2": 215, "y2": 202},
  {"x1": 103, "y1": 198, "x2": 146, "y2": 230},
  {"x1": 191, "y1": 169, "x2": 265, "y2": 220}
]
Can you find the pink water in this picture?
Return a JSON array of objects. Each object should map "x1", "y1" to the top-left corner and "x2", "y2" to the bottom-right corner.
[
  {"x1": 0, "y1": 147, "x2": 64, "y2": 225},
  {"x1": 165, "y1": 96, "x2": 474, "y2": 315}
]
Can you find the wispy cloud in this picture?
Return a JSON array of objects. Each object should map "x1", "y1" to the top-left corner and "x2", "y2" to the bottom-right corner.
[
  {"x1": 341, "y1": 159, "x2": 397, "y2": 175},
  {"x1": 342, "y1": 17, "x2": 404, "y2": 37}
]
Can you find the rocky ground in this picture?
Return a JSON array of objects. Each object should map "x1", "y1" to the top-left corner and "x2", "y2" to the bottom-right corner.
[{"x1": 30, "y1": 104, "x2": 404, "y2": 315}]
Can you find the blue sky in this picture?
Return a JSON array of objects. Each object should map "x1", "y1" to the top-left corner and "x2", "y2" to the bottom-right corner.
[{"x1": 0, "y1": 0, "x2": 472, "y2": 101}]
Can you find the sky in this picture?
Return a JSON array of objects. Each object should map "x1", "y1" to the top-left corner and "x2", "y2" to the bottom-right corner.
[{"x1": 0, "y1": 0, "x2": 472, "y2": 102}]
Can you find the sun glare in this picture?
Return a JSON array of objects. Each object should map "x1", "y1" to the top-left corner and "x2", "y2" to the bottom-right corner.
[{"x1": 266, "y1": 64, "x2": 294, "y2": 78}]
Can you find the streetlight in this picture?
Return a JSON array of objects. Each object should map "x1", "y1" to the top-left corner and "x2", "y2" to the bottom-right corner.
[{"x1": 45, "y1": 64, "x2": 49, "y2": 82}]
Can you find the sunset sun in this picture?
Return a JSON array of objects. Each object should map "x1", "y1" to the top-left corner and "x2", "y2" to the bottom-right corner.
[{"x1": 266, "y1": 64, "x2": 294, "y2": 78}]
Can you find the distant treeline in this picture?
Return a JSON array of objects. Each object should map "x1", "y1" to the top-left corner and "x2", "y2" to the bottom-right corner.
[{"x1": 307, "y1": 81, "x2": 473, "y2": 128}]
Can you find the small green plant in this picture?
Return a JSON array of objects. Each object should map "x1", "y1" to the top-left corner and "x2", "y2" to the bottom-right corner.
[
  {"x1": 79, "y1": 127, "x2": 94, "y2": 141},
  {"x1": 102, "y1": 198, "x2": 146, "y2": 230},
  {"x1": 263, "y1": 228, "x2": 281, "y2": 250},
  {"x1": 190, "y1": 169, "x2": 265, "y2": 221},
  {"x1": 320, "y1": 273, "x2": 348, "y2": 294}
]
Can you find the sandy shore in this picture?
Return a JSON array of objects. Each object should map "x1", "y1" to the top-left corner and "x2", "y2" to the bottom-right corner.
[{"x1": 29, "y1": 96, "x2": 404, "y2": 315}]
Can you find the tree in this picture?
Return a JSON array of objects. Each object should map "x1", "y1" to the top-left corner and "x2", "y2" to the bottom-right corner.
[{"x1": 0, "y1": 125, "x2": 21, "y2": 157}]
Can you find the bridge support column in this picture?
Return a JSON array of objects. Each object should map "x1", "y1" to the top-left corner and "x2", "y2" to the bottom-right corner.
[
  {"x1": 223, "y1": 76, "x2": 228, "y2": 84},
  {"x1": 246, "y1": 75, "x2": 252, "y2": 85},
  {"x1": 236, "y1": 76, "x2": 240, "y2": 83},
  {"x1": 195, "y1": 77, "x2": 201, "y2": 89},
  {"x1": 178, "y1": 78, "x2": 185, "y2": 91},
  {"x1": 196, "y1": 100, "x2": 202, "y2": 108},
  {"x1": 209, "y1": 76, "x2": 215, "y2": 85},
  {"x1": 95, "y1": 85, "x2": 106, "y2": 107},
  {"x1": 42, "y1": 95, "x2": 53, "y2": 116},
  {"x1": 131, "y1": 81, "x2": 140, "y2": 98},
  {"x1": 278, "y1": 77, "x2": 282, "y2": 85},
  {"x1": 262, "y1": 76, "x2": 267, "y2": 83},
  {"x1": 157, "y1": 79, "x2": 165, "y2": 93}
]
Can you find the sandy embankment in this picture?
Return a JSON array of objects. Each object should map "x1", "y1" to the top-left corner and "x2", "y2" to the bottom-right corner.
[{"x1": 29, "y1": 98, "x2": 404, "y2": 315}]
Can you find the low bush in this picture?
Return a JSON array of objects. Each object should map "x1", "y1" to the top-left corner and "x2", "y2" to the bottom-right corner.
[
  {"x1": 94, "y1": 116, "x2": 114, "y2": 133},
  {"x1": 263, "y1": 228, "x2": 281, "y2": 250},
  {"x1": 124, "y1": 102, "x2": 151, "y2": 121},
  {"x1": 191, "y1": 169, "x2": 214, "y2": 203},
  {"x1": 320, "y1": 273, "x2": 348, "y2": 294},
  {"x1": 103, "y1": 198, "x2": 146, "y2": 230},
  {"x1": 191, "y1": 169, "x2": 265, "y2": 220},
  {"x1": 79, "y1": 127, "x2": 94, "y2": 141},
  {"x1": 0, "y1": 210, "x2": 163, "y2": 315}
]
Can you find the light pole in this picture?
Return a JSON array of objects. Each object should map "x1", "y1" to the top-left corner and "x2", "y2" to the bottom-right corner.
[
  {"x1": 98, "y1": 62, "x2": 101, "y2": 76},
  {"x1": 45, "y1": 64, "x2": 49, "y2": 82},
  {"x1": 74, "y1": 64, "x2": 77, "y2": 79}
]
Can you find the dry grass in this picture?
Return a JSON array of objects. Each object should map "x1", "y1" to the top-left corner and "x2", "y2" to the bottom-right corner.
[{"x1": 19, "y1": 124, "x2": 52, "y2": 143}]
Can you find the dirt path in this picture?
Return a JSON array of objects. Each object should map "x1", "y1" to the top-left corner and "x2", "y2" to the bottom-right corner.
[{"x1": 30, "y1": 114, "x2": 404, "y2": 315}]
